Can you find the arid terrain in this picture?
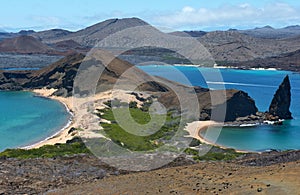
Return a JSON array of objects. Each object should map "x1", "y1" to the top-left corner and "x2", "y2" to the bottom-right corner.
[
  {"x1": 1, "y1": 18, "x2": 300, "y2": 71},
  {"x1": 49, "y1": 159, "x2": 300, "y2": 195},
  {"x1": 1, "y1": 151, "x2": 299, "y2": 194}
]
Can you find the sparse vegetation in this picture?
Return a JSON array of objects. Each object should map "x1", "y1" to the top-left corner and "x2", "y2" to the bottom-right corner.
[
  {"x1": 0, "y1": 137, "x2": 90, "y2": 159},
  {"x1": 98, "y1": 100, "x2": 244, "y2": 160},
  {"x1": 184, "y1": 146, "x2": 244, "y2": 161},
  {"x1": 97, "y1": 100, "x2": 182, "y2": 151},
  {"x1": 0, "y1": 98, "x2": 242, "y2": 161}
]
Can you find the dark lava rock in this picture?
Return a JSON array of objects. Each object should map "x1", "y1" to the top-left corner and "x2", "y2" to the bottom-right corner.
[
  {"x1": 224, "y1": 91, "x2": 258, "y2": 122},
  {"x1": 257, "y1": 187, "x2": 263, "y2": 192},
  {"x1": 237, "y1": 150, "x2": 300, "y2": 166},
  {"x1": 0, "y1": 153, "x2": 196, "y2": 194},
  {"x1": 0, "y1": 154, "x2": 130, "y2": 194},
  {"x1": 268, "y1": 75, "x2": 292, "y2": 119}
]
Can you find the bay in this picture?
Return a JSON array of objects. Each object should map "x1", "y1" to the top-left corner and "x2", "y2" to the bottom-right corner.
[
  {"x1": 0, "y1": 91, "x2": 71, "y2": 151},
  {"x1": 138, "y1": 65, "x2": 300, "y2": 151}
]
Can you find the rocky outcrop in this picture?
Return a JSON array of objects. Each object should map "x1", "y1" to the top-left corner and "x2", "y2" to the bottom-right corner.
[
  {"x1": 0, "y1": 154, "x2": 129, "y2": 194},
  {"x1": 0, "y1": 54, "x2": 84, "y2": 96},
  {"x1": 268, "y1": 75, "x2": 292, "y2": 119},
  {"x1": 222, "y1": 91, "x2": 258, "y2": 122},
  {"x1": 238, "y1": 150, "x2": 300, "y2": 166},
  {"x1": 224, "y1": 75, "x2": 293, "y2": 125},
  {"x1": 157, "y1": 83, "x2": 258, "y2": 122}
]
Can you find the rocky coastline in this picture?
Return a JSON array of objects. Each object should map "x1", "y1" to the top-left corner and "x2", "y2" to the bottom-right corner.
[{"x1": 224, "y1": 75, "x2": 292, "y2": 126}]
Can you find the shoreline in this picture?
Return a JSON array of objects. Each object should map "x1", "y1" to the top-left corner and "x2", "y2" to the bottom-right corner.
[
  {"x1": 185, "y1": 121, "x2": 254, "y2": 153},
  {"x1": 22, "y1": 89, "x2": 76, "y2": 149},
  {"x1": 20, "y1": 88, "x2": 282, "y2": 153},
  {"x1": 21, "y1": 89, "x2": 145, "y2": 149},
  {"x1": 144, "y1": 64, "x2": 280, "y2": 72},
  {"x1": 22, "y1": 115, "x2": 73, "y2": 149},
  {"x1": 23, "y1": 89, "x2": 258, "y2": 153}
]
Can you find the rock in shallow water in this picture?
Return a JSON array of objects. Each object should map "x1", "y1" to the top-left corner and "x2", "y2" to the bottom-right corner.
[{"x1": 268, "y1": 75, "x2": 292, "y2": 119}]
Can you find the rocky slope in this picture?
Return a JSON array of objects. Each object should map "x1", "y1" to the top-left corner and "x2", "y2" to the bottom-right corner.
[
  {"x1": 0, "y1": 35, "x2": 84, "y2": 56},
  {"x1": 0, "y1": 154, "x2": 130, "y2": 194},
  {"x1": 49, "y1": 152, "x2": 300, "y2": 195},
  {"x1": 227, "y1": 48, "x2": 300, "y2": 71},
  {"x1": 0, "y1": 53, "x2": 62, "y2": 70},
  {"x1": 239, "y1": 25, "x2": 300, "y2": 39},
  {"x1": 0, "y1": 52, "x2": 167, "y2": 95},
  {"x1": 171, "y1": 25, "x2": 300, "y2": 39},
  {"x1": 0, "y1": 35, "x2": 59, "y2": 55},
  {"x1": 34, "y1": 18, "x2": 300, "y2": 65},
  {"x1": 0, "y1": 52, "x2": 257, "y2": 122},
  {"x1": 0, "y1": 30, "x2": 35, "y2": 41},
  {"x1": 199, "y1": 31, "x2": 300, "y2": 62},
  {"x1": 0, "y1": 150, "x2": 299, "y2": 194},
  {"x1": 169, "y1": 30, "x2": 207, "y2": 37},
  {"x1": 31, "y1": 29, "x2": 72, "y2": 42},
  {"x1": 1, "y1": 18, "x2": 300, "y2": 71},
  {"x1": 50, "y1": 40, "x2": 89, "y2": 53},
  {"x1": 44, "y1": 18, "x2": 149, "y2": 46}
]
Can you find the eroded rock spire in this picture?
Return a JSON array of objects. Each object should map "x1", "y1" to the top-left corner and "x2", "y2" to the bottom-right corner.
[{"x1": 268, "y1": 75, "x2": 292, "y2": 119}]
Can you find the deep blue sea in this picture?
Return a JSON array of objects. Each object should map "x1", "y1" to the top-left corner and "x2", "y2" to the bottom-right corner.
[
  {"x1": 0, "y1": 91, "x2": 71, "y2": 151},
  {"x1": 139, "y1": 65, "x2": 300, "y2": 151}
]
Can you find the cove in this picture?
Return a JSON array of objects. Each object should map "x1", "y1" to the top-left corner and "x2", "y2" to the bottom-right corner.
[
  {"x1": 138, "y1": 65, "x2": 300, "y2": 151},
  {"x1": 0, "y1": 91, "x2": 71, "y2": 151}
]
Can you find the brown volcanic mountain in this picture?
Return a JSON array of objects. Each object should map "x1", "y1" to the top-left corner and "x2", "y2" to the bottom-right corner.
[
  {"x1": 0, "y1": 35, "x2": 58, "y2": 55},
  {"x1": 199, "y1": 31, "x2": 300, "y2": 62},
  {"x1": 31, "y1": 29, "x2": 72, "y2": 42},
  {"x1": 50, "y1": 39, "x2": 90, "y2": 55},
  {"x1": 52, "y1": 40, "x2": 84, "y2": 50},
  {"x1": 227, "y1": 49, "x2": 300, "y2": 71},
  {"x1": 239, "y1": 25, "x2": 300, "y2": 39},
  {"x1": 9, "y1": 17, "x2": 296, "y2": 71},
  {"x1": 0, "y1": 52, "x2": 171, "y2": 96},
  {"x1": 1, "y1": 18, "x2": 300, "y2": 71},
  {"x1": 46, "y1": 18, "x2": 148, "y2": 47}
]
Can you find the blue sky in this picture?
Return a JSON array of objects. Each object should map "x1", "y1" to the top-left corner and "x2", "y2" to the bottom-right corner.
[{"x1": 1, "y1": 0, "x2": 300, "y2": 32}]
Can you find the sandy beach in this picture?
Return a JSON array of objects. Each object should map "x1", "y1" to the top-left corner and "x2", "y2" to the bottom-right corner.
[
  {"x1": 24, "y1": 88, "x2": 147, "y2": 149},
  {"x1": 25, "y1": 88, "x2": 250, "y2": 153},
  {"x1": 185, "y1": 120, "x2": 222, "y2": 145},
  {"x1": 185, "y1": 121, "x2": 251, "y2": 153}
]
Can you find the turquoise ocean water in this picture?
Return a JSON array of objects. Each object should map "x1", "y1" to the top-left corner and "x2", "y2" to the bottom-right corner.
[
  {"x1": 139, "y1": 65, "x2": 300, "y2": 151},
  {"x1": 0, "y1": 91, "x2": 71, "y2": 151}
]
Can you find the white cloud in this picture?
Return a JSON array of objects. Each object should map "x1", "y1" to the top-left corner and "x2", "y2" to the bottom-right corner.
[
  {"x1": 154, "y1": 2, "x2": 300, "y2": 30},
  {"x1": 31, "y1": 16, "x2": 61, "y2": 26},
  {"x1": 182, "y1": 6, "x2": 195, "y2": 13}
]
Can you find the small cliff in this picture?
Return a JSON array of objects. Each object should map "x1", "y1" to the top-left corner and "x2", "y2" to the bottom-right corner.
[
  {"x1": 268, "y1": 75, "x2": 292, "y2": 119},
  {"x1": 223, "y1": 91, "x2": 258, "y2": 122}
]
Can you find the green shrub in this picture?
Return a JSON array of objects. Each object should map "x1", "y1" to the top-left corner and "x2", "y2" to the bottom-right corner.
[
  {"x1": 0, "y1": 137, "x2": 91, "y2": 159},
  {"x1": 191, "y1": 149, "x2": 243, "y2": 161},
  {"x1": 99, "y1": 104, "x2": 181, "y2": 151}
]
